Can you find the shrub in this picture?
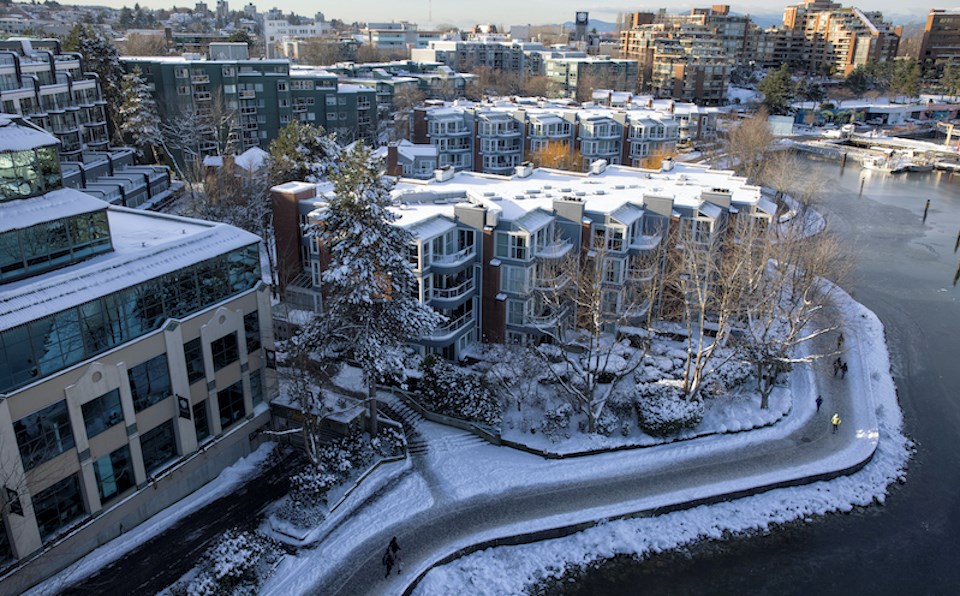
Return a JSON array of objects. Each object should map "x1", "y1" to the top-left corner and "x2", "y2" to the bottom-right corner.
[
  {"x1": 420, "y1": 356, "x2": 502, "y2": 427},
  {"x1": 635, "y1": 382, "x2": 704, "y2": 437},
  {"x1": 183, "y1": 530, "x2": 279, "y2": 595},
  {"x1": 540, "y1": 403, "x2": 573, "y2": 440}
]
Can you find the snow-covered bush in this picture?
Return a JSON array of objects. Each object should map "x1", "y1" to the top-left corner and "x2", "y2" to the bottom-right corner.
[
  {"x1": 180, "y1": 530, "x2": 280, "y2": 596},
  {"x1": 540, "y1": 403, "x2": 573, "y2": 440},
  {"x1": 634, "y1": 382, "x2": 705, "y2": 437},
  {"x1": 420, "y1": 356, "x2": 502, "y2": 427},
  {"x1": 595, "y1": 410, "x2": 620, "y2": 437},
  {"x1": 372, "y1": 426, "x2": 406, "y2": 458},
  {"x1": 701, "y1": 358, "x2": 753, "y2": 398}
]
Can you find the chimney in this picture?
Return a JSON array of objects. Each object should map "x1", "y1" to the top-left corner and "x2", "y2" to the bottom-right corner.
[
  {"x1": 435, "y1": 165, "x2": 455, "y2": 182},
  {"x1": 514, "y1": 161, "x2": 534, "y2": 178},
  {"x1": 661, "y1": 156, "x2": 674, "y2": 172},
  {"x1": 387, "y1": 142, "x2": 401, "y2": 176},
  {"x1": 590, "y1": 159, "x2": 608, "y2": 175}
]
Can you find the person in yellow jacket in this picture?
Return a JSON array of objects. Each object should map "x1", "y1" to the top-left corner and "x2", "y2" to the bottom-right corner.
[{"x1": 831, "y1": 413, "x2": 842, "y2": 434}]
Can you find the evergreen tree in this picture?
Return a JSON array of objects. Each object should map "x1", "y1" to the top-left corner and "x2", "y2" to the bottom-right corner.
[
  {"x1": 942, "y1": 63, "x2": 960, "y2": 99},
  {"x1": 118, "y1": 67, "x2": 163, "y2": 163},
  {"x1": 757, "y1": 64, "x2": 794, "y2": 115},
  {"x1": 844, "y1": 66, "x2": 873, "y2": 99},
  {"x1": 64, "y1": 25, "x2": 125, "y2": 140},
  {"x1": 294, "y1": 144, "x2": 444, "y2": 435},
  {"x1": 892, "y1": 60, "x2": 921, "y2": 102},
  {"x1": 267, "y1": 120, "x2": 341, "y2": 186}
]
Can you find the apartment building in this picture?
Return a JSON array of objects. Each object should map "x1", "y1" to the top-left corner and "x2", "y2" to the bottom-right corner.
[
  {"x1": 412, "y1": 40, "x2": 543, "y2": 75},
  {"x1": 0, "y1": 116, "x2": 275, "y2": 593},
  {"x1": 543, "y1": 56, "x2": 639, "y2": 99},
  {"x1": 264, "y1": 18, "x2": 329, "y2": 59},
  {"x1": 362, "y1": 22, "x2": 443, "y2": 53},
  {"x1": 408, "y1": 98, "x2": 702, "y2": 174},
  {"x1": 124, "y1": 53, "x2": 379, "y2": 156},
  {"x1": 620, "y1": 21, "x2": 730, "y2": 105},
  {"x1": 270, "y1": 157, "x2": 773, "y2": 358},
  {"x1": 773, "y1": 0, "x2": 900, "y2": 75},
  {"x1": 918, "y1": 9, "x2": 960, "y2": 67},
  {"x1": 0, "y1": 39, "x2": 177, "y2": 209}
]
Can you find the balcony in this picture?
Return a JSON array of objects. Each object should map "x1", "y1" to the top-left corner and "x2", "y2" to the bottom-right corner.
[
  {"x1": 432, "y1": 277, "x2": 475, "y2": 301},
  {"x1": 532, "y1": 272, "x2": 570, "y2": 291},
  {"x1": 238, "y1": 90, "x2": 256, "y2": 99},
  {"x1": 191, "y1": 74, "x2": 210, "y2": 84},
  {"x1": 535, "y1": 239, "x2": 573, "y2": 259},
  {"x1": 193, "y1": 92, "x2": 212, "y2": 101},
  {"x1": 628, "y1": 265, "x2": 657, "y2": 283},
  {"x1": 427, "y1": 311, "x2": 474, "y2": 340},
  {"x1": 431, "y1": 246, "x2": 476, "y2": 272},
  {"x1": 523, "y1": 310, "x2": 562, "y2": 328},
  {"x1": 630, "y1": 233, "x2": 662, "y2": 251}
]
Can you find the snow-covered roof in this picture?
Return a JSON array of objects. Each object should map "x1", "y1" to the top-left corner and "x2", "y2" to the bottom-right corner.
[
  {"x1": 0, "y1": 114, "x2": 58, "y2": 152},
  {"x1": 234, "y1": 146, "x2": 269, "y2": 172},
  {"x1": 0, "y1": 208, "x2": 260, "y2": 332},
  {"x1": 610, "y1": 203, "x2": 644, "y2": 226},
  {"x1": 514, "y1": 208, "x2": 553, "y2": 233},
  {"x1": 699, "y1": 202, "x2": 723, "y2": 220},
  {"x1": 0, "y1": 188, "x2": 107, "y2": 234},
  {"x1": 203, "y1": 155, "x2": 224, "y2": 167},
  {"x1": 396, "y1": 140, "x2": 438, "y2": 160},
  {"x1": 404, "y1": 213, "x2": 457, "y2": 240}
]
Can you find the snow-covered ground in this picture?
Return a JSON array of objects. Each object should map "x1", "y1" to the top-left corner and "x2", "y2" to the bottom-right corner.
[
  {"x1": 412, "y1": 283, "x2": 910, "y2": 595},
  {"x1": 24, "y1": 443, "x2": 277, "y2": 596}
]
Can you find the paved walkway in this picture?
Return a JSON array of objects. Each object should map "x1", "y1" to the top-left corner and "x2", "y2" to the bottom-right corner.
[{"x1": 263, "y1": 308, "x2": 878, "y2": 596}]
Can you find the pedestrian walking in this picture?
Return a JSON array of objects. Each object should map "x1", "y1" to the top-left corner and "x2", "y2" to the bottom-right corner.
[
  {"x1": 831, "y1": 413, "x2": 842, "y2": 434},
  {"x1": 837, "y1": 332, "x2": 845, "y2": 349},
  {"x1": 382, "y1": 547, "x2": 395, "y2": 578},
  {"x1": 816, "y1": 395, "x2": 823, "y2": 412},
  {"x1": 833, "y1": 357, "x2": 841, "y2": 377},
  {"x1": 841, "y1": 362, "x2": 848, "y2": 379},
  {"x1": 386, "y1": 536, "x2": 401, "y2": 575}
]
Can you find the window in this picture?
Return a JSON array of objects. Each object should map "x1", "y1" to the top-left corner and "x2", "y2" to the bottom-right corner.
[
  {"x1": 14, "y1": 401, "x2": 75, "y2": 470},
  {"x1": 93, "y1": 445, "x2": 134, "y2": 506},
  {"x1": 211, "y1": 332, "x2": 239, "y2": 370},
  {"x1": 604, "y1": 258, "x2": 624, "y2": 284},
  {"x1": 325, "y1": 95, "x2": 336, "y2": 105},
  {"x1": 277, "y1": 81, "x2": 288, "y2": 92},
  {"x1": 177, "y1": 85, "x2": 190, "y2": 95},
  {"x1": 218, "y1": 381, "x2": 246, "y2": 430},
  {"x1": 128, "y1": 354, "x2": 171, "y2": 412},
  {"x1": 495, "y1": 233, "x2": 528, "y2": 260},
  {"x1": 193, "y1": 401, "x2": 210, "y2": 442},
  {"x1": 507, "y1": 300, "x2": 528, "y2": 326},
  {"x1": 250, "y1": 369, "x2": 264, "y2": 407},
  {"x1": 140, "y1": 420, "x2": 176, "y2": 474},
  {"x1": 184, "y1": 337, "x2": 205, "y2": 384},
  {"x1": 501, "y1": 266, "x2": 529, "y2": 294},
  {"x1": 82, "y1": 389, "x2": 123, "y2": 439},
  {"x1": 32, "y1": 474, "x2": 83, "y2": 540},
  {"x1": 338, "y1": 96, "x2": 346, "y2": 105},
  {"x1": 244, "y1": 312, "x2": 261, "y2": 354}
]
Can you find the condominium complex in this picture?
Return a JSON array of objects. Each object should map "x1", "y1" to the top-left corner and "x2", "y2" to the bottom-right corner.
[
  {"x1": 125, "y1": 49, "x2": 379, "y2": 156},
  {"x1": 271, "y1": 158, "x2": 773, "y2": 359},
  {"x1": 0, "y1": 39, "x2": 178, "y2": 208},
  {"x1": 543, "y1": 56, "x2": 639, "y2": 99},
  {"x1": 0, "y1": 116, "x2": 275, "y2": 592},
  {"x1": 406, "y1": 97, "x2": 715, "y2": 174},
  {"x1": 264, "y1": 17, "x2": 329, "y2": 59},
  {"x1": 361, "y1": 22, "x2": 443, "y2": 53},
  {"x1": 918, "y1": 9, "x2": 960, "y2": 67}
]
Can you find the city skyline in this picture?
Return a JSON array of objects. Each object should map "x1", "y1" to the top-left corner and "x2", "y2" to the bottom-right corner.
[{"x1": 44, "y1": 0, "x2": 931, "y2": 28}]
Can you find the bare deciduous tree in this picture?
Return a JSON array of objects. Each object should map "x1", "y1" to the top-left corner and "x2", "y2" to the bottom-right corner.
[{"x1": 725, "y1": 107, "x2": 774, "y2": 183}]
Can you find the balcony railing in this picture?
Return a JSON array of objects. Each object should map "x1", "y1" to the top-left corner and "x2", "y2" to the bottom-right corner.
[
  {"x1": 628, "y1": 266, "x2": 657, "y2": 282},
  {"x1": 536, "y1": 239, "x2": 573, "y2": 259},
  {"x1": 191, "y1": 74, "x2": 210, "y2": 84},
  {"x1": 630, "y1": 233, "x2": 662, "y2": 250},
  {"x1": 428, "y1": 311, "x2": 474, "y2": 339},
  {"x1": 433, "y1": 277, "x2": 474, "y2": 300},
  {"x1": 432, "y1": 246, "x2": 475, "y2": 266},
  {"x1": 238, "y1": 90, "x2": 256, "y2": 99},
  {"x1": 524, "y1": 311, "x2": 561, "y2": 328},
  {"x1": 532, "y1": 272, "x2": 570, "y2": 291}
]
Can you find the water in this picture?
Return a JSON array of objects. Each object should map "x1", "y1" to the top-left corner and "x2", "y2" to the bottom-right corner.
[{"x1": 560, "y1": 158, "x2": 960, "y2": 595}]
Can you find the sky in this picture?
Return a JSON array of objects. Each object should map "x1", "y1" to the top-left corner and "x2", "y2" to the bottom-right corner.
[{"x1": 51, "y1": 0, "x2": 931, "y2": 28}]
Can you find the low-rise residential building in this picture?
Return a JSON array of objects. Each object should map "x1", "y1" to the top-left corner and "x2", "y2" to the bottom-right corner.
[
  {"x1": 362, "y1": 22, "x2": 443, "y2": 53},
  {"x1": 406, "y1": 97, "x2": 714, "y2": 175},
  {"x1": 0, "y1": 116, "x2": 275, "y2": 592},
  {"x1": 271, "y1": 157, "x2": 773, "y2": 359}
]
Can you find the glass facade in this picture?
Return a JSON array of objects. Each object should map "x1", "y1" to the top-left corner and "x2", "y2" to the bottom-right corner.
[
  {"x1": 81, "y1": 388, "x2": 123, "y2": 439},
  {"x1": 93, "y1": 445, "x2": 134, "y2": 506},
  {"x1": 193, "y1": 400, "x2": 210, "y2": 442},
  {"x1": 140, "y1": 420, "x2": 176, "y2": 474},
  {"x1": 250, "y1": 369, "x2": 263, "y2": 407},
  {"x1": 0, "y1": 146, "x2": 63, "y2": 202},
  {"x1": 211, "y1": 332, "x2": 239, "y2": 371},
  {"x1": 244, "y1": 311, "x2": 260, "y2": 354},
  {"x1": 184, "y1": 337, "x2": 205, "y2": 384},
  {"x1": 0, "y1": 210, "x2": 112, "y2": 283},
  {"x1": 217, "y1": 381, "x2": 245, "y2": 430},
  {"x1": 32, "y1": 474, "x2": 83, "y2": 540},
  {"x1": 0, "y1": 243, "x2": 260, "y2": 394},
  {"x1": 128, "y1": 354, "x2": 171, "y2": 412},
  {"x1": 14, "y1": 400, "x2": 75, "y2": 471}
]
